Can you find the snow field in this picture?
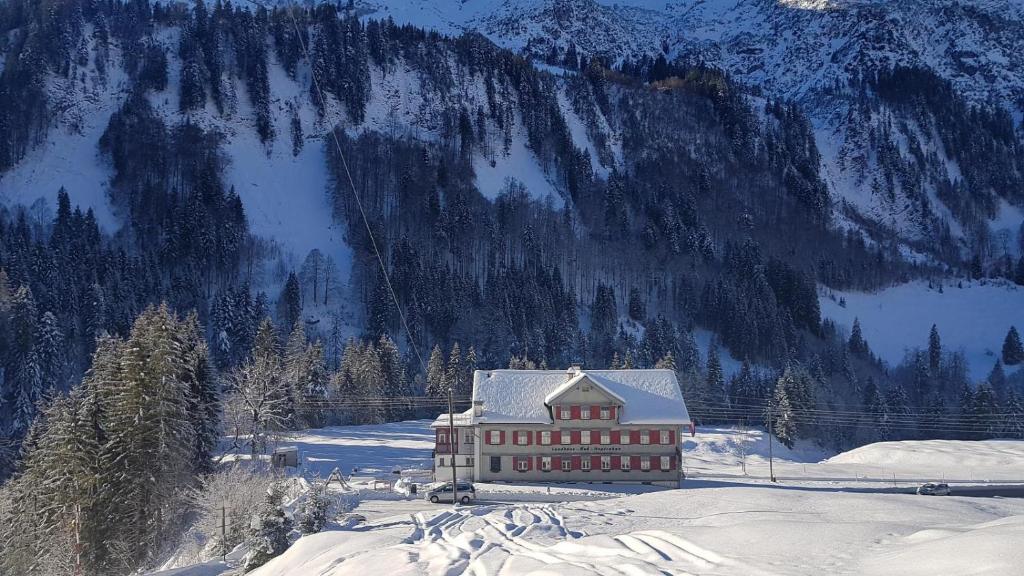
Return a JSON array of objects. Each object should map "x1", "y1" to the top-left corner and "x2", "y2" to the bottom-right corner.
[{"x1": 821, "y1": 280, "x2": 1024, "y2": 381}]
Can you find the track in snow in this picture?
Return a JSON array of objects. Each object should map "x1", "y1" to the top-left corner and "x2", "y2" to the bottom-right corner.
[{"x1": 408, "y1": 504, "x2": 774, "y2": 576}]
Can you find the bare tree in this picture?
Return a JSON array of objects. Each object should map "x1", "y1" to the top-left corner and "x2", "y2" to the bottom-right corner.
[{"x1": 226, "y1": 354, "x2": 290, "y2": 460}]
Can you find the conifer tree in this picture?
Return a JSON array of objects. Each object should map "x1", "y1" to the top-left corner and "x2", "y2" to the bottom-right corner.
[
  {"x1": 928, "y1": 324, "x2": 942, "y2": 374},
  {"x1": 1003, "y1": 326, "x2": 1023, "y2": 365},
  {"x1": 771, "y1": 378, "x2": 797, "y2": 449},
  {"x1": 704, "y1": 343, "x2": 727, "y2": 410},
  {"x1": 848, "y1": 317, "x2": 868, "y2": 356},
  {"x1": 425, "y1": 344, "x2": 447, "y2": 399}
]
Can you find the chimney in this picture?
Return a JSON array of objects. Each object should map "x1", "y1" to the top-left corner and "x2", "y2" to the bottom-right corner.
[{"x1": 473, "y1": 400, "x2": 483, "y2": 417}]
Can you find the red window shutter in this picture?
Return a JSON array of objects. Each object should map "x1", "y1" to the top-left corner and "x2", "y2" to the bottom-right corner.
[
  {"x1": 592, "y1": 405, "x2": 601, "y2": 418},
  {"x1": 571, "y1": 455, "x2": 581, "y2": 470},
  {"x1": 609, "y1": 406, "x2": 616, "y2": 420},
  {"x1": 571, "y1": 430, "x2": 581, "y2": 444},
  {"x1": 571, "y1": 405, "x2": 581, "y2": 420},
  {"x1": 525, "y1": 431, "x2": 532, "y2": 445},
  {"x1": 631, "y1": 430, "x2": 641, "y2": 444},
  {"x1": 552, "y1": 430, "x2": 561, "y2": 444},
  {"x1": 534, "y1": 456, "x2": 541, "y2": 471},
  {"x1": 552, "y1": 456, "x2": 561, "y2": 470},
  {"x1": 500, "y1": 431, "x2": 506, "y2": 445},
  {"x1": 554, "y1": 405, "x2": 561, "y2": 419},
  {"x1": 610, "y1": 430, "x2": 620, "y2": 444},
  {"x1": 590, "y1": 455, "x2": 600, "y2": 471},
  {"x1": 631, "y1": 456, "x2": 641, "y2": 470},
  {"x1": 611, "y1": 456, "x2": 620, "y2": 469},
  {"x1": 670, "y1": 456, "x2": 676, "y2": 470},
  {"x1": 668, "y1": 430, "x2": 675, "y2": 445}
]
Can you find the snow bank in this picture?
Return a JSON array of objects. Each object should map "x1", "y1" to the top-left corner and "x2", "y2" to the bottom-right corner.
[{"x1": 827, "y1": 439, "x2": 1024, "y2": 474}]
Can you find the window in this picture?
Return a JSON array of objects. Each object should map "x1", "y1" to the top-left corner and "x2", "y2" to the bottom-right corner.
[
  {"x1": 490, "y1": 456, "x2": 501, "y2": 473},
  {"x1": 620, "y1": 431, "x2": 630, "y2": 445},
  {"x1": 621, "y1": 456, "x2": 631, "y2": 471},
  {"x1": 540, "y1": 431, "x2": 551, "y2": 445},
  {"x1": 560, "y1": 407, "x2": 571, "y2": 420},
  {"x1": 438, "y1": 432, "x2": 448, "y2": 445},
  {"x1": 660, "y1": 430, "x2": 671, "y2": 445},
  {"x1": 640, "y1": 456, "x2": 651, "y2": 471},
  {"x1": 600, "y1": 407, "x2": 610, "y2": 420},
  {"x1": 581, "y1": 407, "x2": 591, "y2": 420},
  {"x1": 464, "y1": 432, "x2": 474, "y2": 444},
  {"x1": 660, "y1": 456, "x2": 671, "y2": 471},
  {"x1": 439, "y1": 457, "x2": 446, "y2": 467},
  {"x1": 517, "y1": 458, "x2": 529, "y2": 472},
  {"x1": 600, "y1": 456, "x2": 611, "y2": 471},
  {"x1": 600, "y1": 431, "x2": 610, "y2": 445},
  {"x1": 581, "y1": 430, "x2": 591, "y2": 445},
  {"x1": 541, "y1": 457, "x2": 551, "y2": 471},
  {"x1": 516, "y1": 431, "x2": 529, "y2": 445},
  {"x1": 640, "y1": 431, "x2": 650, "y2": 445},
  {"x1": 581, "y1": 458, "x2": 591, "y2": 471},
  {"x1": 560, "y1": 431, "x2": 570, "y2": 445},
  {"x1": 489, "y1": 430, "x2": 501, "y2": 445},
  {"x1": 562, "y1": 459, "x2": 572, "y2": 471},
  {"x1": 466, "y1": 457, "x2": 474, "y2": 467}
]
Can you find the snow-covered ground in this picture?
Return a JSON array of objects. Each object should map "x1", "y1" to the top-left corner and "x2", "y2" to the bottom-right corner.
[
  {"x1": 821, "y1": 280, "x2": 1024, "y2": 380},
  {"x1": 163, "y1": 420, "x2": 1024, "y2": 576}
]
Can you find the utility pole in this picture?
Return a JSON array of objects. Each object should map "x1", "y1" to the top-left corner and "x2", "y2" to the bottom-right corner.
[
  {"x1": 448, "y1": 386, "x2": 458, "y2": 506},
  {"x1": 767, "y1": 403, "x2": 777, "y2": 483}
]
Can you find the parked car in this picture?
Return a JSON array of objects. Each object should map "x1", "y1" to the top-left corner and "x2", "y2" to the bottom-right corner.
[
  {"x1": 425, "y1": 482, "x2": 476, "y2": 504},
  {"x1": 917, "y1": 482, "x2": 951, "y2": 496}
]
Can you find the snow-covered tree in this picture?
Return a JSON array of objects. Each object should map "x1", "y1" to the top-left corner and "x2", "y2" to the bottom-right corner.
[
  {"x1": 1003, "y1": 326, "x2": 1023, "y2": 365},
  {"x1": 243, "y1": 484, "x2": 293, "y2": 571}
]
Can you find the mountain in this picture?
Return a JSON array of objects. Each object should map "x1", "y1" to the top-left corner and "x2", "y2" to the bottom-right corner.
[{"x1": 0, "y1": 0, "x2": 1022, "y2": 469}]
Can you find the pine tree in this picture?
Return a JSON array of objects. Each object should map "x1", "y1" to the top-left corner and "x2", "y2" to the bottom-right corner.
[
  {"x1": 446, "y1": 342, "x2": 463, "y2": 397},
  {"x1": 848, "y1": 317, "x2": 869, "y2": 356},
  {"x1": 928, "y1": 324, "x2": 942, "y2": 374},
  {"x1": 655, "y1": 352, "x2": 677, "y2": 371},
  {"x1": 988, "y1": 360, "x2": 1007, "y2": 402},
  {"x1": 279, "y1": 272, "x2": 303, "y2": 331},
  {"x1": 377, "y1": 334, "x2": 406, "y2": 421},
  {"x1": 704, "y1": 343, "x2": 727, "y2": 410},
  {"x1": 281, "y1": 322, "x2": 308, "y2": 428},
  {"x1": 1003, "y1": 326, "x2": 1023, "y2": 365},
  {"x1": 771, "y1": 378, "x2": 797, "y2": 449},
  {"x1": 244, "y1": 484, "x2": 293, "y2": 571},
  {"x1": 425, "y1": 344, "x2": 447, "y2": 399}
]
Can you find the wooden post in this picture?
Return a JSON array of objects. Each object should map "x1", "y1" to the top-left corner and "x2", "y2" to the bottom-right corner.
[{"x1": 448, "y1": 387, "x2": 458, "y2": 506}]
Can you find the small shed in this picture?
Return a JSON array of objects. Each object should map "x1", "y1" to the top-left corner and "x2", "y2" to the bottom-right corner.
[{"x1": 271, "y1": 446, "x2": 299, "y2": 468}]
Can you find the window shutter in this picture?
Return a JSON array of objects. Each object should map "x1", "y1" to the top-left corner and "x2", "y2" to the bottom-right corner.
[
  {"x1": 631, "y1": 456, "x2": 641, "y2": 470},
  {"x1": 552, "y1": 430, "x2": 561, "y2": 444},
  {"x1": 592, "y1": 405, "x2": 601, "y2": 419},
  {"x1": 499, "y1": 430, "x2": 506, "y2": 445},
  {"x1": 526, "y1": 431, "x2": 533, "y2": 445},
  {"x1": 610, "y1": 430, "x2": 620, "y2": 444},
  {"x1": 552, "y1": 456, "x2": 561, "y2": 470},
  {"x1": 571, "y1": 430, "x2": 581, "y2": 444},
  {"x1": 668, "y1": 430, "x2": 675, "y2": 445},
  {"x1": 610, "y1": 406, "x2": 617, "y2": 420},
  {"x1": 535, "y1": 456, "x2": 542, "y2": 471},
  {"x1": 590, "y1": 455, "x2": 600, "y2": 471},
  {"x1": 571, "y1": 455, "x2": 581, "y2": 470},
  {"x1": 631, "y1": 430, "x2": 641, "y2": 444},
  {"x1": 555, "y1": 405, "x2": 562, "y2": 419},
  {"x1": 611, "y1": 456, "x2": 621, "y2": 470},
  {"x1": 571, "y1": 405, "x2": 581, "y2": 419}
]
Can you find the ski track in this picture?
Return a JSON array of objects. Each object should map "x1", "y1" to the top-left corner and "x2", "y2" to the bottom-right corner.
[{"x1": 406, "y1": 503, "x2": 775, "y2": 576}]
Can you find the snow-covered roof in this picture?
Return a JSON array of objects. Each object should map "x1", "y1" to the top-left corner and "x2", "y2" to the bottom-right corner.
[
  {"x1": 471, "y1": 369, "x2": 691, "y2": 425},
  {"x1": 430, "y1": 409, "x2": 474, "y2": 428}
]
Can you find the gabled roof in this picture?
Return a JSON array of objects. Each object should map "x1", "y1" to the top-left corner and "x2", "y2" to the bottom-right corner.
[
  {"x1": 544, "y1": 372, "x2": 627, "y2": 406},
  {"x1": 430, "y1": 409, "x2": 474, "y2": 428},
  {"x1": 471, "y1": 369, "x2": 691, "y2": 425}
]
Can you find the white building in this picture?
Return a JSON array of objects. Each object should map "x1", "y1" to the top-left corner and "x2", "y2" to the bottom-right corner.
[{"x1": 432, "y1": 367, "x2": 692, "y2": 485}]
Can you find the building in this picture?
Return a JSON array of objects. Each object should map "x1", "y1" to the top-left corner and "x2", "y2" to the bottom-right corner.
[{"x1": 431, "y1": 367, "x2": 692, "y2": 485}]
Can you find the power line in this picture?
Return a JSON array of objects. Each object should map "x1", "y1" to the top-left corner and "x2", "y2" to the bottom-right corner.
[{"x1": 239, "y1": 0, "x2": 429, "y2": 377}]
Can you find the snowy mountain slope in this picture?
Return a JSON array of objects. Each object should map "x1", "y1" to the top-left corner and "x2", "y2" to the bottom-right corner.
[
  {"x1": 820, "y1": 280, "x2": 1024, "y2": 380},
  {"x1": 351, "y1": 0, "x2": 1024, "y2": 251}
]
